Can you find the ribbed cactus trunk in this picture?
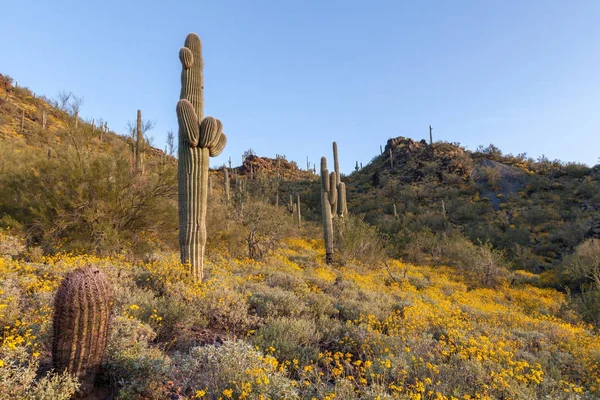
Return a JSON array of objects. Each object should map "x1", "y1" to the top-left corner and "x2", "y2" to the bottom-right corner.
[
  {"x1": 321, "y1": 157, "x2": 334, "y2": 264},
  {"x1": 333, "y1": 142, "x2": 340, "y2": 186},
  {"x1": 177, "y1": 33, "x2": 227, "y2": 281},
  {"x1": 223, "y1": 165, "x2": 230, "y2": 202},
  {"x1": 337, "y1": 182, "x2": 347, "y2": 216},
  {"x1": 135, "y1": 109, "x2": 144, "y2": 174},
  {"x1": 297, "y1": 194, "x2": 302, "y2": 228},
  {"x1": 52, "y1": 267, "x2": 112, "y2": 395},
  {"x1": 332, "y1": 141, "x2": 348, "y2": 217},
  {"x1": 429, "y1": 125, "x2": 433, "y2": 145}
]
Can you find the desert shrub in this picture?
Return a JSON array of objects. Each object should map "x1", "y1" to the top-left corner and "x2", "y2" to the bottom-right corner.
[
  {"x1": 304, "y1": 291, "x2": 339, "y2": 319},
  {"x1": 446, "y1": 239, "x2": 510, "y2": 288},
  {"x1": 563, "y1": 238, "x2": 600, "y2": 288},
  {"x1": 569, "y1": 286, "x2": 600, "y2": 327},
  {"x1": 196, "y1": 285, "x2": 258, "y2": 336},
  {"x1": 479, "y1": 166, "x2": 501, "y2": 190},
  {"x1": 171, "y1": 340, "x2": 299, "y2": 399},
  {"x1": 0, "y1": 140, "x2": 177, "y2": 256},
  {"x1": 263, "y1": 270, "x2": 309, "y2": 293},
  {"x1": 333, "y1": 214, "x2": 386, "y2": 266},
  {"x1": 209, "y1": 196, "x2": 294, "y2": 260},
  {"x1": 252, "y1": 317, "x2": 322, "y2": 365},
  {"x1": 105, "y1": 316, "x2": 170, "y2": 400},
  {"x1": 399, "y1": 228, "x2": 443, "y2": 265},
  {"x1": 0, "y1": 346, "x2": 79, "y2": 400},
  {"x1": 248, "y1": 284, "x2": 306, "y2": 319}
]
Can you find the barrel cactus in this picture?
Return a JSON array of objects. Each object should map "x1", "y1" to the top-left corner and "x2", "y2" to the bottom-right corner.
[
  {"x1": 177, "y1": 33, "x2": 227, "y2": 280},
  {"x1": 321, "y1": 157, "x2": 334, "y2": 264},
  {"x1": 52, "y1": 267, "x2": 113, "y2": 395}
]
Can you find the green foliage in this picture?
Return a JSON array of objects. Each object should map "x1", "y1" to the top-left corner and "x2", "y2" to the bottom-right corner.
[
  {"x1": 105, "y1": 316, "x2": 170, "y2": 399},
  {"x1": 333, "y1": 213, "x2": 385, "y2": 266},
  {"x1": 0, "y1": 140, "x2": 177, "y2": 256},
  {"x1": 0, "y1": 347, "x2": 79, "y2": 400},
  {"x1": 253, "y1": 317, "x2": 322, "y2": 365},
  {"x1": 171, "y1": 340, "x2": 299, "y2": 399}
]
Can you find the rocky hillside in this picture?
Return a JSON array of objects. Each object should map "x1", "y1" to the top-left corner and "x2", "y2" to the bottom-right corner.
[{"x1": 341, "y1": 136, "x2": 600, "y2": 274}]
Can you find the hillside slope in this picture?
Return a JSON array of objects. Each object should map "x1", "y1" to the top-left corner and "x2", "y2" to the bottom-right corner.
[{"x1": 339, "y1": 136, "x2": 600, "y2": 274}]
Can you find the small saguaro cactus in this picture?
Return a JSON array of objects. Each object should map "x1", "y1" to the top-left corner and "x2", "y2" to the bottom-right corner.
[
  {"x1": 134, "y1": 109, "x2": 145, "y2": 174},
  {"x1": 177, "y1": 33, "x2": 227, "y2": 281},
  {"x1": 429, "y1": 125, "x2": 433, "y2": 145},
  {"x1": 52, "y1": 267, "x2": 113, "y2": 395},
  {"x1": 320, "y1": 157, "x2": 334, "y2": 264},
  {"x1": 223, "y1": 165, "x2": 230, "y2": 202},
  {"x1": 297, "y1": 194, "x2": 302, "y2": 228}
]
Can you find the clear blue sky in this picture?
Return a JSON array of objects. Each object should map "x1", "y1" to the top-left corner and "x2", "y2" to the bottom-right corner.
[{"x1": 2, "y1": 1, "x2": 599, "y2": 172}]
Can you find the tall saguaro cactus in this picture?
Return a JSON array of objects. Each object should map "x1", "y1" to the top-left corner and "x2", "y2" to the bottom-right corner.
[
  {"x1": 52, "y1": 267, "x2": 113, "y2": 395},
  {"x1": 177, "y1": 33, "x2": 227, "y2": 280},
  {"x1": 321, "y1": 157, "x2": 334, "y2": 264}
]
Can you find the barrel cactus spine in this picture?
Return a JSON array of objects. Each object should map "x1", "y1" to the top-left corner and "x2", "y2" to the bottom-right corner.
[
  {"x1": 52, "y1": 267, "x2": 113, "y2": 395},
  {"x1": 177, "y1": 33, "x2": 227, "y2": 281}
]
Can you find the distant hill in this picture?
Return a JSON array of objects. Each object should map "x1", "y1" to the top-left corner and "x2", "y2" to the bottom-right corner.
[{"x1": 338, "y1": 136, "x2": 600, "y2": 274}]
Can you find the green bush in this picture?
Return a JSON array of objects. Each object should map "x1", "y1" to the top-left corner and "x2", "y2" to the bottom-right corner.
[
  {"x1": 105, "y1": 316, "x2": 170, "y2": 400},
  {"x1": 171, "y1": 340, "x2": 298, "y2": 399},
  {"x1": 333, "y1": 214, "x2": 386, "y2": 266},
  {"x1": 252, "y1": 317, "x2": 322, "y2": 365},
  {"x1": 0, "y1": 346, "x2": 79, "y2": 400}
]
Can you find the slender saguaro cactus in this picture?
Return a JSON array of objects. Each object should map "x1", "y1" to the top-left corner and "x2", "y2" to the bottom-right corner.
[
  {"x1": 42, "y1": 110, "x2": 47, "y2": 129},
  {"x1": 223, "y1": 165, "x2": 230, "y2": 202},
  {"x1": 21, "y1": 109, "x2": 24, "y2": 133},
  {"x1": 297, "y1": 194, "x2": 302, "y2": 228},
  {"x1": 177, "y1": 33, "x2": 227, "y2": 280},
  {"x1": 321, "y1": 157, "x2": 334, "y2": 264},
  {"x1": 429, "y1": 125, "x2": 433, "y2": 145},
  {"x1": 135, "y1": 109, "x2": 144, "y2": 174},
  {"x1": 393, "y1": 204, "x2": 398, "y2": 218},
  {"x1": 52, "y1": 267, "x2": 113, "y2": 395},
  {"x1": 389, "y1": 148, "x2": 394, "y2": 169}
]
